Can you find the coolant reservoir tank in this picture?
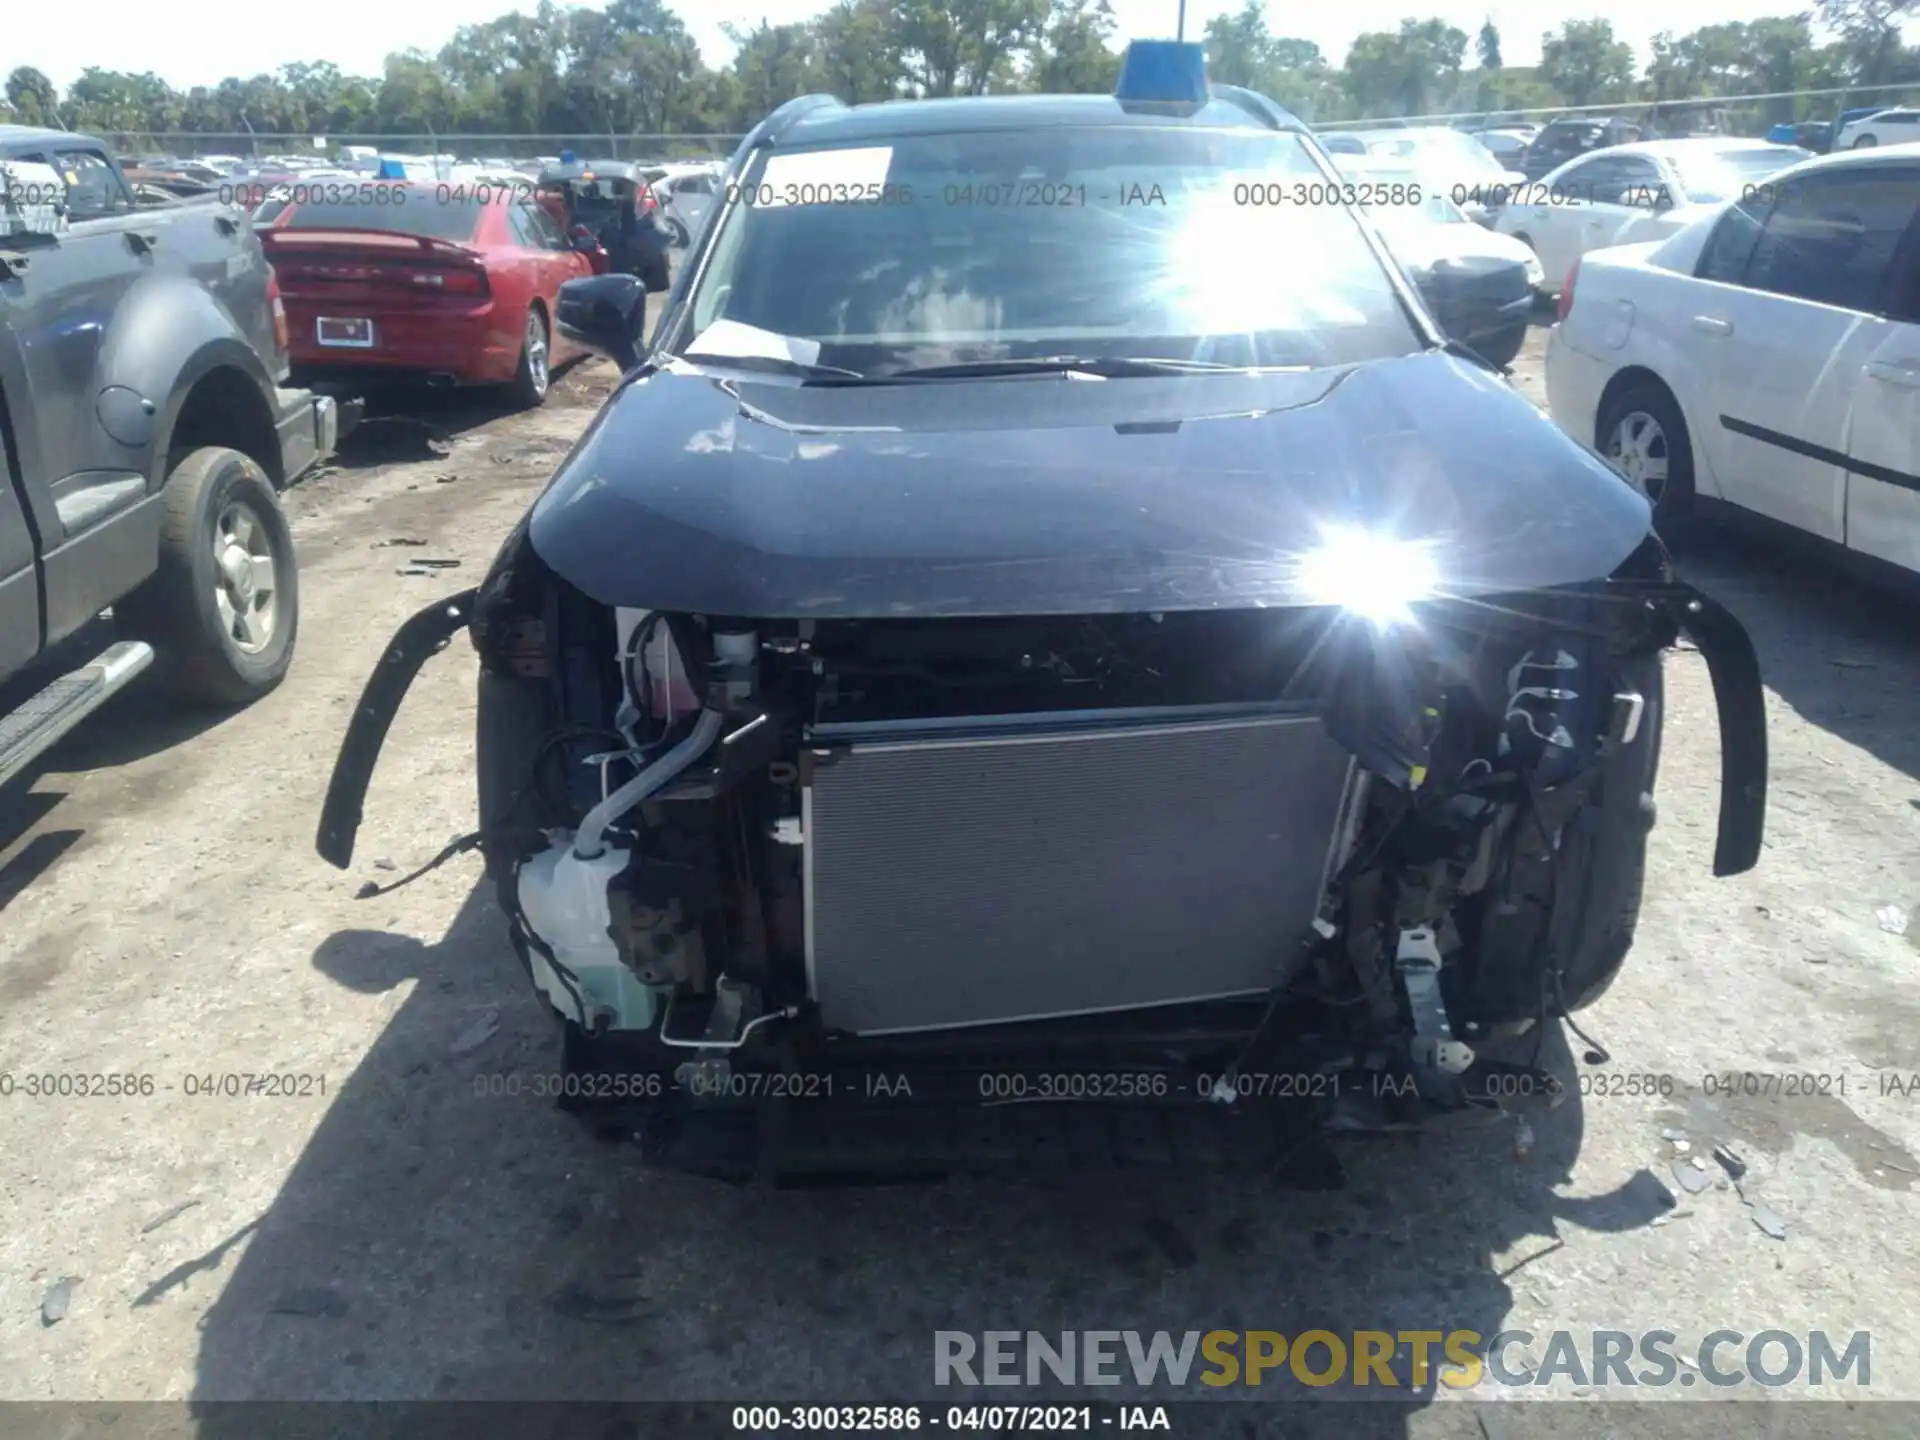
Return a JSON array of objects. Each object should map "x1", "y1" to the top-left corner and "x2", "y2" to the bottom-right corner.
[{"x1": 711, "y1": 628, "x2": 759, "y2": 705}]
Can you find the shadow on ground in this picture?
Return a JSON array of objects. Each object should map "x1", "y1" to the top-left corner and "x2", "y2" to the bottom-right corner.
[
  {"x1": 1671, "y1": 521, "x2": 1920, "y2": 784},
  {"x1": 163, "y1": 877, "x2": 1693, "y2": 1434}
]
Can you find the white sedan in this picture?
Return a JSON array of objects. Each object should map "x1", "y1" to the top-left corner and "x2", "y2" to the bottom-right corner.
[
  {"x1": 1836, "y1": 107, "x2": 1920, "y2": 150},
  {"x1": 1544, "y1": 143, "x2": 1920, "y2": 577},
  {"x1": 1494, "y1": 138, "x2": 1807, "y2": 296}
]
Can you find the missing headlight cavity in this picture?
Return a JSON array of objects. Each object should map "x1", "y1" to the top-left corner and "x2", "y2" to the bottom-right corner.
[{"x1": 456, "y1": 562, "x2": 1755, "y2": 1174}]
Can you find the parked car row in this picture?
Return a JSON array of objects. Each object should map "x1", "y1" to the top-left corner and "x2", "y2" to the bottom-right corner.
[
  {"x1": 244, "y1": 159, "x2": 675, "y2": 406},
  {"x1": 1491, "y1": 138, "x2": 1810, "y2": 295},
  {"x1": 1544, "y1": 141, "x2": 1920, "y2": 581}
]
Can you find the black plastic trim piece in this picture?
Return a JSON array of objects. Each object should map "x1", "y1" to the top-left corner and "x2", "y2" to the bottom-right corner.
[{"x1": 315, "y1": 588, "x2": 477, "y2": 869}]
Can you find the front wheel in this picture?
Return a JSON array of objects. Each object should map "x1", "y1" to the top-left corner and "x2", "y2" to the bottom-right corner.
[
  {"x1": 119, "y1": 446, "x2": 299, "y2": 705},
  {"x1": 666, "y1": 217, "x2": 689, "y2": 248},
  {"x1": 505, "y1": 306, "x2": 552, "y2": 409},
  {"x1": 1596, "y1": 380, "x2": 1696, "y2": 533},
  {"x1": 1853, "y1": 134, "x2": 1879, "y2": 149}
]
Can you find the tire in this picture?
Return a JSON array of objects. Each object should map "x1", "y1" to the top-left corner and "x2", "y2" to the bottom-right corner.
[
  {"x1": 1476, "y1": 324, "x2": 1527, "y2": 369},
  {"x1": 119, "y1": 446, "x2": 298, "y2": 706},
  {"x1": 666, "y1": 217, "x2": 689, "y2": 248},
  {"x1": 1853, "y1": 134, "x2": 1878, "y2": 149},
  {"x1": 505, "y1": 306, "x2": 551, "y2": 409},
  {"x1": 1595, "y1": 379, "x2": 1697, "y2": 533}
]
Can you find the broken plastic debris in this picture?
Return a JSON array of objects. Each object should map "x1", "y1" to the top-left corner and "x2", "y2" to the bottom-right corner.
[
  {"x1": 1876, "y1": 905, "x2": 1909, "y2": 936},
  {"x1": 1672, "y1": 1158, "x2": 1713, "y2": 1194},
  {"x1": 271, "y1": 1285, "x2": 348, "y2": 1317},
  {"x1": 1746, "y1": 1202, "x2": 1788, "y2": 1240},
  {"x1": 1659, "y1": 1127, "x2": 1688, "y2": 1143},
  {"x1": 450, "y1": 1009, "x2": 500, "y2": 1055},
  {"x1": 1712, "y1": 1143, "x2": 1747, "y2": 1180},
  {"x1": 372, "y1": 537, "x2": 429, "y2": 548},
  {"x1": 140, "y1": 1199, "x2": 200, "y2": 1234},
  {"x1": 1513, "y1": 1118, "x2": 1535, "y2": 1161},
  {"x1": 40, "y1": 1277, "x2": 75, "y2": 1326}
]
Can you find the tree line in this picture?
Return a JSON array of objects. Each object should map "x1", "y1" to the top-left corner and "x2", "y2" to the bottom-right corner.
[{"x1": 4, "y1": 0, "x2": 1919, "y2": 143}]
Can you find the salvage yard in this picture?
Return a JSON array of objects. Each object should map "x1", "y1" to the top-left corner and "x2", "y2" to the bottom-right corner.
[{"x1": 2, "y1": 327, "x2": 1919, "y2": 1429}]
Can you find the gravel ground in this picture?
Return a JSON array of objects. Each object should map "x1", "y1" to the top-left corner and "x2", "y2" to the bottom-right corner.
[{"x1": 1, "y1": 323, "x2": 1918, "y2": 1432}]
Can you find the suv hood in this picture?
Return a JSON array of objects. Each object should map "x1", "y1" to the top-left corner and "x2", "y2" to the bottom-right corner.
[{"x1": 527, "y1": 350, "x2": 1652, "y2": 619}]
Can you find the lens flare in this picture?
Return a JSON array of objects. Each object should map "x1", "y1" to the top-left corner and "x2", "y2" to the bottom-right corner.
[{"x1": 1297, "y1": 525, "x2": 1439, "y2": 625}]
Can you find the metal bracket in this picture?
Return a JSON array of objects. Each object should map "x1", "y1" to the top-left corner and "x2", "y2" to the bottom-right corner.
[{"x1": 1394, "y1": 926, "x2": 1475, "y2": 1083}]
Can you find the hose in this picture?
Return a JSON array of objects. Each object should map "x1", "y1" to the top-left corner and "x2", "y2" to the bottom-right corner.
[{"x1": 572, "y1": 707, "x2": 724, "y2": 860}]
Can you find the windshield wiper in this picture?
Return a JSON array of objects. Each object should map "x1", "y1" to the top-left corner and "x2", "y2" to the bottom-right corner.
[
  {"x1": 682, "y1": 352, "x2": 868, "y2": 381},
  {"x1": 878, "y1": 355, "x2": 1245, "y2": 380}
]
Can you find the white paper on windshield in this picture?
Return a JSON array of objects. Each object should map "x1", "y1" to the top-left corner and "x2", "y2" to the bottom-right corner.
[
  {"x1": 756, "y1": 145, "x2": 895, "y2": 206},
  {"x1": 686, "y1": 319, "x2": 823, "y2": 368}
]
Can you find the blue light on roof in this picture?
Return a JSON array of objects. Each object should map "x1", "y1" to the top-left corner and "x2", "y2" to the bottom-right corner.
[
  {"x1": 376, "y1": 157, "x2": 407, "y2": 180},
  {"x1": 560, "y1": 148, "x2": 577, "y2": 165},
  {"x1": 1115, "y1": 40, "x2": 1208, "y2": 105}
]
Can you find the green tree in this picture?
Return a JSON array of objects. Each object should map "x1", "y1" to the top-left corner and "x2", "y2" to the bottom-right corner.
[
  {"x1": 724, "y1": 21, "x2": 820, "y2": 120},
  {"x1": 1342, "y1": 19, "x2": 1469, "y2": 118},
  {"x1": 812, "y1": 0, "x2": 908, "y2": 104},
  {"x1": 1477, "y1": 19, "x2": 1502, "y2": 70},
  {"x1": 892, "y1": 0, "x2": 1050, "y2": 96},
  {"x1": 1538, "y1": 19, "x2": 1635, "y2": 106},
  {"x1": 6, "y1": 66, "x2": 62, "y2": 127},
  {"x1": 1820, "y1": 0, "x2": 1920, "y2": 85},
  {"x1": 1030, "y1": 0, "x2": 1120, "y2": 94}
]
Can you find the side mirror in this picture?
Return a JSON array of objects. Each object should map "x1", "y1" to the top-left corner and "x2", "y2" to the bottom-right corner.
[{"x1": 556, "y1": 274, "x2": 648, "y2": 370}]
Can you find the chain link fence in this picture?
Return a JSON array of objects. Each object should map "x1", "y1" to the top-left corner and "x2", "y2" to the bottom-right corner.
[
  {"x1": 1321, "y1": 80, "x2": 1920, "y2": 137},
  {"x1": 100, "y1": 133, "x2": 747, "y2": 165}
]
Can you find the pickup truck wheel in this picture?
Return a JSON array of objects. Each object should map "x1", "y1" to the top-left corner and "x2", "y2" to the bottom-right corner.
[
  {"x1": 120, "y1": 446, "x2": 297, "y2": 706},
  {"x1": 506, "y1": 307, "x2": 552, "y2": 409}
]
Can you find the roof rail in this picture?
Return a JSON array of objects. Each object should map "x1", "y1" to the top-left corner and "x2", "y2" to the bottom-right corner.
[
  {"x1": 759, "y1": 94, "x2": 846, "y2": 146},
  {"x1": 1209, "y1": 84, "x2": 1307, "y2": 134},
  {"x1": 721, "y1": 93, "x2": 845, "y2": 177}
]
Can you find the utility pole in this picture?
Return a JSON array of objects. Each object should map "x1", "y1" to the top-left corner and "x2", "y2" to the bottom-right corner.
[{"x1": 1177, "y1": 0, "x2": 1186, "y2": 40}]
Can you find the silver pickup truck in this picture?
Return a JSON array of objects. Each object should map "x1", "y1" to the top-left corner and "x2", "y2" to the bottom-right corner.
[{"x1": 0, "y1": 127, "x2": 338, "y2": 786}]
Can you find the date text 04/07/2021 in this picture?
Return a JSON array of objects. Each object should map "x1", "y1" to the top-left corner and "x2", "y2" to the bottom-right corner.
[{"x1": 729, "y1": 1404, "x2": 1171, "y2": 1432}]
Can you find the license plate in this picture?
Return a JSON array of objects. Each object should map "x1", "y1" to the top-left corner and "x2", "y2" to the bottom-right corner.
[{"x1": 316, "y1": 317, "x2": 375, "y2": 348}]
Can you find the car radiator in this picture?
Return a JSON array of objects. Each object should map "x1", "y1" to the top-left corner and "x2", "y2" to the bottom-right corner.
[{"x1": 802, "y1": 706, "x2": 1357, "y2": 1035}]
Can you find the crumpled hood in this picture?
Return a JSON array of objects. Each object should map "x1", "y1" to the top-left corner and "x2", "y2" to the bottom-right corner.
[{"x1": 527, "y1": 349, "x2": 1652, "y2": 618}]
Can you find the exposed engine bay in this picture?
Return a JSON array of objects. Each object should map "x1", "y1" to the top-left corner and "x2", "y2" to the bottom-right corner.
[{"x1": 328, "y1": 527, "x2": 1765, "y2": 1157}]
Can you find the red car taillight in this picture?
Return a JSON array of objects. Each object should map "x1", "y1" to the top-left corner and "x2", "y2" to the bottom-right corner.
[
  {"x1": 266, "y1": 269, "x2": 290, "y2": 353},
  {"x1": 1557, "y1": 258, "x2": 1581, "y2": 322},
  {"x1": 635, "y1": 184, "x2": 658, "y2": 216},
  {"x1": 406, "y1": 266, "x2": 490, "y2": 297}
]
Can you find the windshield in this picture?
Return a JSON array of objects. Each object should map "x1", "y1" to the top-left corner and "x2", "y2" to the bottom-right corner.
[
  {"x1": 1670, "y1": 147, "x2": 1807, "y2": 204},
  {"x1": 678, "y1": 126, "x2": 1420, "y2": 376}
]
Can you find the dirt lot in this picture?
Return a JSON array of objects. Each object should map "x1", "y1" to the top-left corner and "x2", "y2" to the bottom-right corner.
[{"x1": 2, "y1": 327, "x2": 1919, "y2": 1432}]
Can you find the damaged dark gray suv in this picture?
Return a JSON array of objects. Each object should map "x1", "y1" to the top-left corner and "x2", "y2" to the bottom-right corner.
[{"x1": 317, "y1": 46, "x2": 1767, "y2": 1178}]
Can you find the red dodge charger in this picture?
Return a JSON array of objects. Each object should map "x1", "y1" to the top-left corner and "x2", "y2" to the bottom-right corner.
[{"x1": 259, "y1": 181, "x2": 600, "y2": 408}]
